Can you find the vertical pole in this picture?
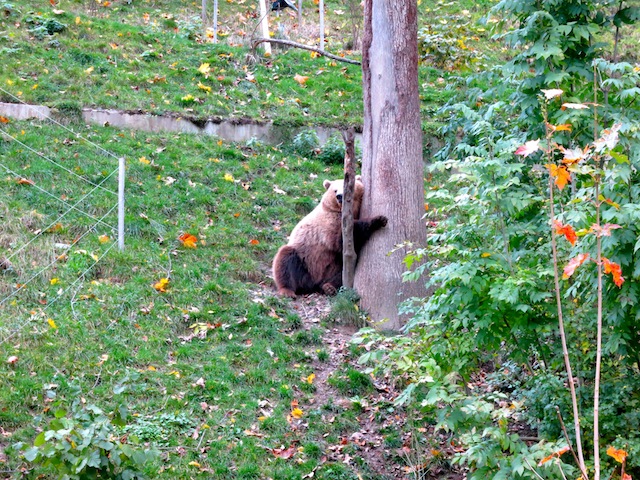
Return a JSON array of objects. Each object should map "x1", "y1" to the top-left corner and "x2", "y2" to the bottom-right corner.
[
  {"x1": 212, "y1": 0, "x2": 219, "y2": 43},
  {"x1": 118, "y1": 157, "x2": 125, "y2": 251},
  {"x1": 258, "y1": 0, "x2": 272, "y2": 55},
  {"x1": 201, "y1": 0, "x2": 207, "y2": 30},
  {"x1": 319, "y1": 0, "x2": 325, "y2": 51}
]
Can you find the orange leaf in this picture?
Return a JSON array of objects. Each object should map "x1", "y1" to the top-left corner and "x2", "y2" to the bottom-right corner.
[
  {"x1": 549, "y1": 123, "x2": 572, "y2": 132},
  {"x1": 563, "y1": 253, "x2": 590, "y2": 280},
  {"x1": 249, "y1": 239, "x2": 259, "y2": 245},
  {"x1": 553, "y1": 220, "x2": 577, "y2": 245},
  {"x1": 606, "y1": 446, "x2": 628, "y2": 464},
  {"x1": 294, "y1": 74, "x2": 309, "y2": 85},
  {"x1": 622, "y1": 474, "x2": 632, "y2": 480},
  {"x1": 179, "y1": 233, "x2": 198, "y2": 248},
  {"x1": 17, "y1": 177, "x2": 35, "y2": 185},
  {"x1": 514, "y1": 140, "x2": 541, "y2": 157},
  {"x1": 602, "y1": 258, "x2": 625, "y2": 288},
  {"x1": 538, "y1": 446, "x2": 571, "y2": 466},
  {"x1": 545, "y1": 164, "x2": 571, "y2": 190},
  {"x1": 0, "y1": 116, "x2": 9, "y2": 124}
]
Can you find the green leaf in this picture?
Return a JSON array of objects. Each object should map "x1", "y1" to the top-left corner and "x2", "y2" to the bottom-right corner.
[
  {"x1": 34, "y1": 431, "x2": 46, "y2": 447},
  {"x1": 24, "y1": 446, "x2": 40, "y2": 462},
  {"x1": 54, "y1": 409, "x2": 67, "y2": 419}
]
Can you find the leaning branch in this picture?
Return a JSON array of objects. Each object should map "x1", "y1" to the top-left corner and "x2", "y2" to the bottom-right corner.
[{"x1": 251, "y1": 38, "x2": 361, "y2": 65}]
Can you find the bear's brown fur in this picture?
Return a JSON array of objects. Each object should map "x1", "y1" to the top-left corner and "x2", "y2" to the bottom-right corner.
[{"x1": 272, "y1": 177, "x2": 387, "y2": 298}]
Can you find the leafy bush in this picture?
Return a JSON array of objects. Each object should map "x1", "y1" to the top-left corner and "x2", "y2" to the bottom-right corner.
[
  {"x1": 17, "y1": 401, "x2": 157, "y2": 479},
  {"x1": 24, "y1": 13, "x2": 66, "y2": 39},
  {"x1": 291, "y1": 129, "x2": 320, "y2": 158}
]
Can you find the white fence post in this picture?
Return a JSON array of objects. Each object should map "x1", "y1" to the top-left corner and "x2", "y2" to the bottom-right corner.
[{"x1": 118, "y1": 157, "x2": 125, "y2": 251}]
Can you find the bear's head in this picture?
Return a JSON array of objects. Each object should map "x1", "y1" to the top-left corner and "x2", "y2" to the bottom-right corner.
[{"x1": 321, "y1": 175, "x2": 364, "y2": 217}]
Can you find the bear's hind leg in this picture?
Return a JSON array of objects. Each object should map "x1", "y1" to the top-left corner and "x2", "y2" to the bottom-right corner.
[{"x1": 273, "y1": 245, "x2": 317, "y2": 297}]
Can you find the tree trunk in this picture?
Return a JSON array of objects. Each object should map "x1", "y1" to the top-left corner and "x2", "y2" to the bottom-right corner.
[
  {"x1": 342, "y1": 128, "x2": 357, "y2": 289},
  {"x1": 354, "y1": 0, "x2": 426, "y2": 330}
]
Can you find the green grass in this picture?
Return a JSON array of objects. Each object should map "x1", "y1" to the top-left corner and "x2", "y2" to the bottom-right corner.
[{"x1": 0, "y1": 117, "x2": 368, "y2": 478}]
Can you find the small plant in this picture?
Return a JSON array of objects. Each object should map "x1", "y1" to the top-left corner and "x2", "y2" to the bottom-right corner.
[
  {"x1": 24, "y1": 13, "x2": 66, "y2": 40},
  {"x1": 328, "y1": 288, "x2": 367, "y2": 327},
  {"x1": 17, "y1": 401, "x2": 158, "y2": 479},
  {"x1": 291, "y1": 129, "x2": 320, "y2": 158},
  {"x1": 317, "y1": 135, "x2": 347, "y2": 165}
]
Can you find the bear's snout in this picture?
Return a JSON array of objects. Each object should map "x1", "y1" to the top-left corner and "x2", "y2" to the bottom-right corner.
[{"x1": 336, "y1": 193, "x2": 343, "y2": 204}]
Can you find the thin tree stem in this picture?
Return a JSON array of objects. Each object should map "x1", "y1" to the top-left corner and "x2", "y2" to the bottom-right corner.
[
  {"x1": 593, "y1": 74, "x2": 602, "y2": 480},
  {"x1": 545, "y1": 112, "x2": 589, "y2": 479}
]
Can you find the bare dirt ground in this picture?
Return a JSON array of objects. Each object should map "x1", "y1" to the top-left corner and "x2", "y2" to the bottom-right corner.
[{"x1": 285, "y1": 293, "x2": 465, "y2": 480}]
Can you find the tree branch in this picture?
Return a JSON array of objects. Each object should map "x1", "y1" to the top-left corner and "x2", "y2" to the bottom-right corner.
[
  {"x1": 342, "y1": 127, "x2": 357, "y2": 289},
  {"x1": 251, "y1": 38, "x2": 361, "y2": 65}
]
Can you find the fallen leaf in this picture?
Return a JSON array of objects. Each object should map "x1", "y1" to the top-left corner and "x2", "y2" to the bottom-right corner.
[
  {"x1": 7, "y1": 356, "x2": 18, "y2": 365},
  {"x1": 291, "y1": 407, "x2": 303, "y2": 419},
  {"x1": 179, "y1": 233, "x2": 198, "y2": 248},
  {"x1": 294, "y1": 74, "x2": 309, "y2": 85},
  {"x1": 47, "y1": 318, "x2": 58, "y2": 329},
  {"x1": 153, "y1": 278, "x2": 169, "y2": 292}
]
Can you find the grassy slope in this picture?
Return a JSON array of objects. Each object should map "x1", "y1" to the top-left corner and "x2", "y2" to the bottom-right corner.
[{"x1": 0, "y1": 0, "x2": 496, "y2": 478}]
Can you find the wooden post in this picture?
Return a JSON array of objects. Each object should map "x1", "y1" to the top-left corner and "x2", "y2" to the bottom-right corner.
[
  {"x1": 341, "y1": 127, "x2": 356, "y2": 289},
  {"x1": 258, "y1": 0, "x2": 272, "y2": 55}
]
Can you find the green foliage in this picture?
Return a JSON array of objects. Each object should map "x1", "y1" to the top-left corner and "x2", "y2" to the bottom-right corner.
[
  {"x1": 17, "y1": 401, "x2": 157, "y2": 479},
  {"x1": 418, "y1": 10, "x2": 486, "y2": 71},
  {"x1": 24, "y1": 12, "x2": 66, "y2": 40},
  {"x1": 317, "y1": 135, "x2": 347, "y2": 165},
  {"x1": 291, "y1": 129, "x2": 320, "y2": 158}
]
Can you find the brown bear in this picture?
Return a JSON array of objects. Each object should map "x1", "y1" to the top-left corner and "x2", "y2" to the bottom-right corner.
[{"x1": 272, "y1": 176, "x2": 387, "y2": 298}]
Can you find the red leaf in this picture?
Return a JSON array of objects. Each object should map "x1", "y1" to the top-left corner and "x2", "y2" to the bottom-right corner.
[
  {"x1": 562, "y1": 253, "x2": 590, "y2": 280},
  {"x1": 602, "y1": 258, "x2": 624, "y2": 288},
  {"x1": 271, "y1": 445, "x2": 296, "y2": 459},
  {"x1": 553, "y1": 220, "x2": 577, "y2": 246},
  {"x1": 515, "y1": 140, "x2": 541, "y2": 157}
]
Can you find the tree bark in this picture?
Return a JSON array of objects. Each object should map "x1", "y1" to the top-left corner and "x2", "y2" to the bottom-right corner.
[
  {"x1": 342, "y1": 128, "x2": 357, "y2": 289},
  {"x1": 354, "y1": 0, "x2": 426, "y2": 330}
]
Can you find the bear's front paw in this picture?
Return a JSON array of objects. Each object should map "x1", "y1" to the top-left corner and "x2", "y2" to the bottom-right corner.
[
  {"x1": 373, "y1": 216, "x2": 388, "y2": 228},
  {"x1": 321, "y1": 283, "x2": 338, "y2": 296}
]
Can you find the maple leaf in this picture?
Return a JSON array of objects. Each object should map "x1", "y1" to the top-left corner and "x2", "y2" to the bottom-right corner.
[
  {"x1": 559, "y1": 145, "x2": 589, "y2": 165},
  {"x1": 562, "y1": 102, "x2": 589, "y2": 110},
  {"x1": 0, "y1": 116, "x2": 9, "y2": 124},
  {"x1": 602, "y1": 258, "x2": 625, "y2": 287},
  {"x1": 594, "y1": 123, "x2": 622, "y2": 153},
  {"x1": 198, "y1": 63, "x2": 211, "y2": 76},
  {"x1": 545, "y1": 164, "x2": 571, "y2": 190},
  {"x1": 538, "y1": 445, "x2": 570, "y2": 466},
  {"x1": 541, "y1": 88, "x2": 564, "y2": 100},
  {"x1": 553, "y1": 220, "x2": 577, "y2": 245},
  {"x1": 562, "y1": 253, "x2": 590, "y2": 279},
  {"x1": 294, "y1": 74, "x2": 309, "y2": 85},
  {"x1": 622, "y1": 474, "x2": 632, "y2": 480},
  {"x1": 514, "y1": 139, "x2": 541, "y2": 157},
  {"x1": 606, "y1": 446, "x2": 628, "y2": 463},
  {"x1": 153, "y1": 277, "x2": 169, "y2": 292},
  {"x1": 291, "y1": 407, "x2": 303, "y2": 418},
  {"x1": 590, "y1": 223, "x2": 621, "y2": 237},
  {"x1": 179, "y1": 233, "x2": 198, "y2": 248}
]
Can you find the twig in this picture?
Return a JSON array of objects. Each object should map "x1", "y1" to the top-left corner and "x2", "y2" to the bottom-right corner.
[
  {"x1": 523, "y1": 457, "x2": 546, "y2": 480},
  {"x1": 251, "y1": 38, "x2": 361, "y2": 65},
  {"x1": 556, "y1": 458, "x2": 569, "y2": 480},
  {"x1": 555, "y1": 407, "x2": 583, "y2": 474}
]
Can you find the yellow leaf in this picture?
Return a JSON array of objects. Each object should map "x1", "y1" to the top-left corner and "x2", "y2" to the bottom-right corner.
[
  {"x1": 75, "y1": 16, "x2": 81, "y2": 24},
  {"x1": 188, "y1": 461, "x2": 201, "y2": 468},
  {"x1": 153, "y1": 277, "x2": 169, "y2": 292},
  {"x1": 224, "y1": 173, "x2": 234, "y2": 182},
  {"x1": 481, "y1": 253, "x2": 491, "y2": 258},
  {"x1": 85, "y1": 66, "x2": 94, "y2": 74},
  {"x1": 98, "y1": 234, "x2": 110, "y2": 244},
  {"x1": 139, "y1": 156, "x2": 150, "y2": 164},
  {"x1": 291, "y1": 407, "x2": 303, "y2": 418},
  {"x1": 198, "y1": 82, "x2": 212, "y2": 93},
  {"x1": 294, "y1": 74, "x2": 309, "y2": 85},
  {"x1": 198, "y1": 63, "x2": 211, "y2": 75},
  {"x1": 50, "y1": 278, "x2": 59, "y2": 285},
  {"x1": 47, "y1": 318, "x2": 58, "y2": 329},
  {"x1": 305, "y1": 373, "x2": 315, "y2": 384}
]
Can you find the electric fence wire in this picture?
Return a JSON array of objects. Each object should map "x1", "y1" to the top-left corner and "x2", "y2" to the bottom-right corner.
[
  {"x1": 0, "y1": 239, "x2": 120, "y2": 345},
  {"x1": 0, "y1": 203, "x2": 118, "y2": 310}
]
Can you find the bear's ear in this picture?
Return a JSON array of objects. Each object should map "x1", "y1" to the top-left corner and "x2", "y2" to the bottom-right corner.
[
  {"x1": 355, "y1": 175, "x2": 362, "y2": 182},
  {"x1": 323, "y1": 179, "x2": 331, "y2": 189}
]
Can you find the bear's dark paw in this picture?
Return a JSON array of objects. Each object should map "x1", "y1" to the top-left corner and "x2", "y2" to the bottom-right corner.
[
  {"x1": 321, "y1": 283, "x2": 338, "y2": 296},
  {"x1": 373, "y1": 216, "x2": 388, "y2": 229}
]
